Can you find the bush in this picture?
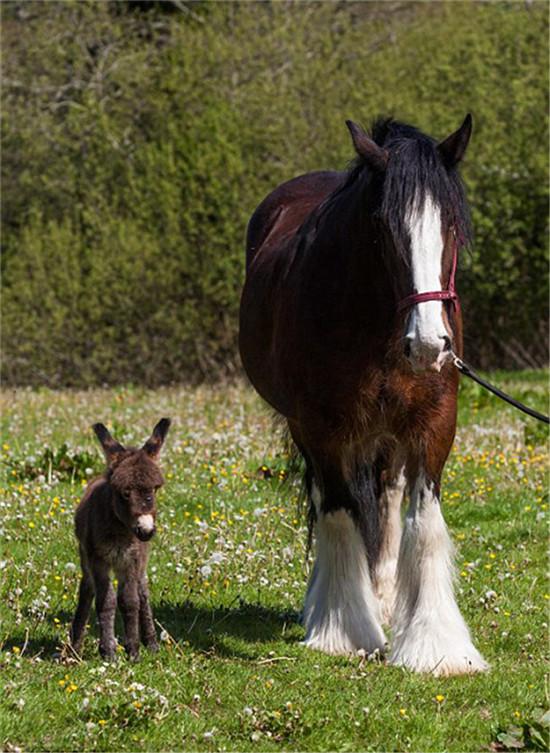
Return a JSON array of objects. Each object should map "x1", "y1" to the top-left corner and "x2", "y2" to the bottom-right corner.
[{"x1": 2, "y1": 1, "x2": 548, "y2": 385}]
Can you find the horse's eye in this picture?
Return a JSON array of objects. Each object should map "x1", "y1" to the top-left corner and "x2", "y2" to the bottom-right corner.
[{"x1": 122, "y1": 490, "x2": 131, "y2": 500}]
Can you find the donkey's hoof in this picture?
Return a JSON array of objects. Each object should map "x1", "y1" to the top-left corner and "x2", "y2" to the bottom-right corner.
[
  {"x1": 146, "y1": 641, "x2": 159, "y2": 654},
  {"x1": 126, "y1": 647, "x2": 140, "y2": 662}
]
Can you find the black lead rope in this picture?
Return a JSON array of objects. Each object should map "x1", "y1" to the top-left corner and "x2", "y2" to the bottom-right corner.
[{"x1": 452, "y1": 354, "x2": 550, "y2": 425}]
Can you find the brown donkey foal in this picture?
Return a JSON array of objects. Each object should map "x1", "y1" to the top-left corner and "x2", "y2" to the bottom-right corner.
[{"x1": 70, "y1": 418, "x2": 171, "y2": 660}]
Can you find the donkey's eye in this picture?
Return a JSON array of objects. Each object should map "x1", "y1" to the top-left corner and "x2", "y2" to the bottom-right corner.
[{"x1": 122, "y1": 490, "x2": 131, "y2": 499}]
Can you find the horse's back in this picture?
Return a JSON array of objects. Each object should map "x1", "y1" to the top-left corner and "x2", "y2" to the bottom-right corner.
[{"x1": 245, "y1": 170, "x2": 343, "y2": 271}]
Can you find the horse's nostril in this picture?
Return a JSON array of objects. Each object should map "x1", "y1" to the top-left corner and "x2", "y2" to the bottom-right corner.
[
  {"x1": 442, "y1": 336, "x2": 452, "y2": 352},
  {"x1": 404, "y1": 340, "x2": 412, "y2": 358}
]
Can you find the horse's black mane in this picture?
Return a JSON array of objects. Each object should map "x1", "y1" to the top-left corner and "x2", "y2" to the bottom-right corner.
[
  {"x1": 371, "y1": 117, "x2": 472, "y2": 255},
  {"x1": 310, "y1": 117, "x2": 472, "y2": 260}
]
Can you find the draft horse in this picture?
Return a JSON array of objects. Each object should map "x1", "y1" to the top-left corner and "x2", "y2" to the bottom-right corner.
[{"x1": 239, "y1": 115, "x2": 488, "y2": 675}]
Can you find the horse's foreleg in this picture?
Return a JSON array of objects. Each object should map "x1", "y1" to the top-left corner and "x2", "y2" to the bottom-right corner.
[
  {"x1": 390, "y1": 471, "x2": 488, "y2": 675},
  {"x1": 303, "y1": 474, "x2": 386, "y2": 656},
  {"x1": 374, "y1": 466, "x2": 405, "y2": 624}
]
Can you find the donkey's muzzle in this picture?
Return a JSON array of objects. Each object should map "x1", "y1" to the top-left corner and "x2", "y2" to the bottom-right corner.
[
  {"x1": 134, "y1": 525, "x2": 156, "y2": 542},
  {"x1": 134, "y1": 513, "x2": 156, "y2": 541}
]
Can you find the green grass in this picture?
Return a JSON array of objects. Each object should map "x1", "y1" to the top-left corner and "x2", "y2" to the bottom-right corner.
[{"x1": 0, "y1": 374, "x2": 548, "y2": 752}]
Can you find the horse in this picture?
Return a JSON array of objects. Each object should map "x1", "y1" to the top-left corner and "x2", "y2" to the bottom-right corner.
[{"x1": 239, "y1": 115, "x2": 488, "y2": 676}]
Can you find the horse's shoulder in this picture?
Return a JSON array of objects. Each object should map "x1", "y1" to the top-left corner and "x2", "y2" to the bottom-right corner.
[{"x1": 246, "y1": 171, "x2": 344, "y2": 268}]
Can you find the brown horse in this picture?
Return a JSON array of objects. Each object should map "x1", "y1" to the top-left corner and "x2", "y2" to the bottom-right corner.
[{"x1": 239, "y1": 116, "x2": 488, "y2": 675}]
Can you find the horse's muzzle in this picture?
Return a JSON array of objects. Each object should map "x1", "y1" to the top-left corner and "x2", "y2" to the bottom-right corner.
[{"x1": 404, "y1": 334, "x2": 452, "y2": 372}]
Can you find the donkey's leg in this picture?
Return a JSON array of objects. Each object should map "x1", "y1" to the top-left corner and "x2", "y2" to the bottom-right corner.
[
  {"x1": 92, "y1": 562, "x2": 117, "y2": 660},
  {"x1": 117, "y1": 577, "x2": 141, "y2": 660},
  {"x1": 303, "y1": 467, "x2": 386, "y2": 655},
  {"x1": 390, "y1": 471, "x2": 487, "y2": 675},
  {"x1": 70, "y1": 573, "x2": 94, "y2": 652},
  {"x1": 375, "y1": 466, "x2": 405, "y2": 625},
  {"x1": 138, "y1": 577, "x2": 158, "y2": 652}
]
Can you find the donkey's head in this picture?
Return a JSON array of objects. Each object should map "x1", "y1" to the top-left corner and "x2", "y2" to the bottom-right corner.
[
  {"x1": 93, "y1": 418, "x2": 171, "y2": 541},
  {"x1": 346, "y1": 115, "x2": 472, "y2": 371}
]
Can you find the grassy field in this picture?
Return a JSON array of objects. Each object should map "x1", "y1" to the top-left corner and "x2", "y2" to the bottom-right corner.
[{"x1": 0, "y1": 373, "x2": 548, "y2": 752}]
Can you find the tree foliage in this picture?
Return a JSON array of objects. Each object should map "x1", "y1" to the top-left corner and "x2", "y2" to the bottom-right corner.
[{"x1": 2, "y1": 0, "x2": 548, "y2": 386}]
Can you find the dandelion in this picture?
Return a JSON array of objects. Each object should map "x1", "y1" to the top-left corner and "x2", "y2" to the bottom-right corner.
[{"x1": 435, "y1": 694, "x2": 445, "y2": 703}]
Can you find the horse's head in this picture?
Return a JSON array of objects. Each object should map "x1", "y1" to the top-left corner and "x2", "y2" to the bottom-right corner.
[{"x1": 347, "y1": 115, "x2": 472, "y2": 372}]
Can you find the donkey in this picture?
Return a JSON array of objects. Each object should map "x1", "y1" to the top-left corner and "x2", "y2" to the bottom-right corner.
[{"x1": 70, "y1": 418, "x2": 171, "y2": 660}]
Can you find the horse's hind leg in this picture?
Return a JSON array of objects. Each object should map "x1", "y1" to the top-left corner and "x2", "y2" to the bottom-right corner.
[
  {"x1": 303, "y1": 463, "x2": 386, "y2": 656},
  {"x1": 374, "y1": 465, "x2": 406, "y2": 625},
  {"x1": 390, "y1": 467, "x2": 488, "y2": 675}
]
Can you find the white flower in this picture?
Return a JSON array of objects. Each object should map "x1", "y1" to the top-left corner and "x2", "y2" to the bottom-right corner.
[
  {"x1": 208, "y1": 552, "x2": 224, "y2": 565},
  {"x1": 65, "y1": 562, "x2": 76, "y2": 572},
  {"x1": 200, "y1": 564, "x2": 212, "y2": 578}
]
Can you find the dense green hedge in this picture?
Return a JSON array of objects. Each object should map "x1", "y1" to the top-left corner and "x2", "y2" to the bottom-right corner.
[{"x1": 2, "y1": 1, "x2": 548, "y2": 386}]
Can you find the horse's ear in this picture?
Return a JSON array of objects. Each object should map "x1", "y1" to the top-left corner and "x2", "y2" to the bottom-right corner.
[
  {"x1": 345, "y1": 120, "x2": 388, "y2": 171},
  {"x1": 93, "y1": 423, "x2": 125, "y2": 463},
  {"x1": 438, "y1": 114, "x2": 472, "y2": 168},
  {"x1": 142, "y1": 417, "x2": 171, "y2": 459}
]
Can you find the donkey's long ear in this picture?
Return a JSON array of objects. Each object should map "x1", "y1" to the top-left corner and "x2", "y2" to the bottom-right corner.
[
  {"x1": 438, "y1": 114, "x2": 472, "y2": 168},
  {"x1": 143, "y1": 418, "x2": 171, "y2": 460},
  {"x1": 345, "y1": 120, "x2": 388, "y2": 171},
  {"x1": 93, "y1": 423, "x2": 125, "y2": 464}
]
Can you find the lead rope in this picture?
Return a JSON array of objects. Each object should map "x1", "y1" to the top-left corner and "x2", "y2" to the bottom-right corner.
[{"x1": 451, "y1": 353, "x2": 549, "y2": 425}]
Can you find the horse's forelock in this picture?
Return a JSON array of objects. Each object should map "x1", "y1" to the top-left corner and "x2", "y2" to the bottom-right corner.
[{"x1": 370, "y1": 121, "x2": 471, "y2": 259}]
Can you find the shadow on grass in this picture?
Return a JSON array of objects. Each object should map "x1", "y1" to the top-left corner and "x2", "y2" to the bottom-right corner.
[
  {"x1": 153, "y1": 598, "x2": 302, "y2": 659},
  {"x1": 1, "y1": 599, "x2": 302, "y2": 662},
  {"x1": 1, "y1": 632, "x2": 60, "y2": 659}
]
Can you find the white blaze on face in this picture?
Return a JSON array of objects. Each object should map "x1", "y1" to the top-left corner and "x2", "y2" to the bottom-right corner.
[
  {"x1": 136, "y1": 514, "x2": 155, "y2": 533},
  {"x1": 404, "y1": 194, "x2": 450, "y2": 371}
]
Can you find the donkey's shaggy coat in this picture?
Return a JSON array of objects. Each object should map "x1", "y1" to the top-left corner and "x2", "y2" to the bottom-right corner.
[{"x1": 70, "y1": 418, "x2": 170, "y2": 660}]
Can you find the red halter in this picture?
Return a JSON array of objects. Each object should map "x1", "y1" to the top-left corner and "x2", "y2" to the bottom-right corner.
[{"x1": 397, "y1": 231, "x2": 460, "y2": 313}]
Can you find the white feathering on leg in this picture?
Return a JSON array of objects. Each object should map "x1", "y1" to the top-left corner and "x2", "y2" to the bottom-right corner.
[
  {"x1": 303, "y1": 507, "x2": 386, "y2": 655},
  {"x1": 375, "y1": 467, "x2": 405, "y2": 624},
  {"x1": 390, "y1": 474, "x2": 488, "y2": 675}
]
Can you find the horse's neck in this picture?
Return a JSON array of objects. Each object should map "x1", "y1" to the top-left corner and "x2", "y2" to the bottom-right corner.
[{"x1": 311, "y1": 197, "x2": 396, "y2": 314}]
